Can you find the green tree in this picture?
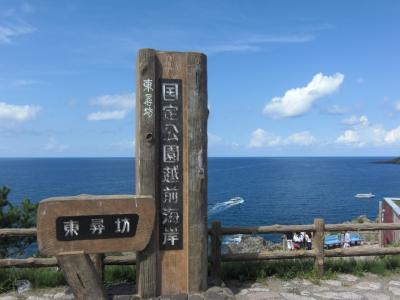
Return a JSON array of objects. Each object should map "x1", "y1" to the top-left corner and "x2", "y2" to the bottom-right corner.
[{"x1": 0, "y1": 186, "x2": 38, "y2": 258}]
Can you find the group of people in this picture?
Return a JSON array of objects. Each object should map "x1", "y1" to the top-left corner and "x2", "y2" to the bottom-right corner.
[{"x1": 285, "y1": 231, "x2": 312, "y2": 251}]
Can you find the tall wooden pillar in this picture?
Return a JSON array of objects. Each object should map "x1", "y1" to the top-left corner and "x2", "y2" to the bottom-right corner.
[{"x1": 136, "y1": 49, "x2": 208, "y2": 296}]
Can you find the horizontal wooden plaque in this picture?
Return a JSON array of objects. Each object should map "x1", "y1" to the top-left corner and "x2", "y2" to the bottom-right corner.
[{"x1": 37, "y1": 195, "x2": 155, "y2": 256}]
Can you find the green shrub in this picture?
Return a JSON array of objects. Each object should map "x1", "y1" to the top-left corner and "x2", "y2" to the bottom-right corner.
[{"x1": 0, "y1": 186, "x2": 38, "y2": 258}]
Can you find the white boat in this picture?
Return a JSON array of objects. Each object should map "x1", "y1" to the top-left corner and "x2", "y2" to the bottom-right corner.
[
  {"x1": 355, "y1": 193, "x2": 375, "y2": 198},
  {"x1": 227, "y1": 196, "x2": 244, "y2": 204}
]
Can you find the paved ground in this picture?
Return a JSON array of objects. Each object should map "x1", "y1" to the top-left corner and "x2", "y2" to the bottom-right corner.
[
  {"x1": 227, "y1": 273, "x2": 400, "y2": 300},
  {"x1": 2, "y1": 273, "x2": 400, "y2": 299}
]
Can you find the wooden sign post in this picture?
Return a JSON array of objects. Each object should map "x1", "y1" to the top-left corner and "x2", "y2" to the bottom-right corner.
[
  {"x1": 136, "y1": 49, "x2": 208, "y2": 297},
  {"x1": 37, "y1": 195, "x2": 155, "y2": 300}
]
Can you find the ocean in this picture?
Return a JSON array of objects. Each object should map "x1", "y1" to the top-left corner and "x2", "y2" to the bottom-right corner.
[{"x1": 1, "y1": 157, "x2": 399, "y2": 229}]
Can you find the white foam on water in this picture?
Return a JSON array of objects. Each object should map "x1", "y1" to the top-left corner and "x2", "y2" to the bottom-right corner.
[{"x1": 208, "y1": 196, "x2": 244, "y2": 216}]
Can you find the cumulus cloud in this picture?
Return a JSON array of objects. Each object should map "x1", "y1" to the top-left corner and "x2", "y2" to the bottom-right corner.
[
  {"x1": 0, "y1": 22, "x2": 36, "y2": 44},
  {"x1": 87, "y1": 110, "x2": 127, "y2": 121},
  {"x1": 205, "y1": 34, "x2": 315, "y2": 54},
  {"x1": 44, "y1": 137, "x2": 69, "y2": 152},
  {"x1": 87, "y1": 92, "x2": 134, "y2": 121},
  {"x1": 263, "y1": 73, "x2": 344, "y2": 118},
  {"x1": 0, "y1": 101, "x2": 40, "y2": 122},
  {"x1": 249, "y1": 128, "x2": 317, "y2": 148},
  {"x1": 341, "y1": 115, "x2": 369, "y2": 126},
  {"x1": 336, "y1": 116, "x2": 400, "y2": 146},
  {"x1": 385, "y1": 126, "x2": 400, "y2": 144},
  {"x1": 90, "y1": 93, "x2": 135, "y2": 110}
]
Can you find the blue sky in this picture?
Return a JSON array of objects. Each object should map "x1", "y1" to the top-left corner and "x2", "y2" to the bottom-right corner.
[{"x1": 1, "y1": 1, "x2": 400, "y2": 157}]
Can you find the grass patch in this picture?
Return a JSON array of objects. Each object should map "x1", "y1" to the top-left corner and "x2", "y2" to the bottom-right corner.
[
  {"x1": 221, "y1": 259, "x2": 319, "y2": 281},
  {"x1": 0, "y1": 265, "x2": 136, "y2": 294},
  {"x1": 221, "y1": 255, "x2": 400, "y2": 282},
  {"x1": 104, "y1": 265, "x2": 135, "y2": 285},
  {"x1": 0, "y1": 267, "x2": 65, "y2": 294}
]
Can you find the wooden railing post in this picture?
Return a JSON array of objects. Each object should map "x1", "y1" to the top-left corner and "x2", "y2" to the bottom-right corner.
[
  {"x1": 314, "y1": 218, "x2": 325, "y2": 278},
  {"x1": 211, "y1": 221, "x2": 222, "y2": 283}
]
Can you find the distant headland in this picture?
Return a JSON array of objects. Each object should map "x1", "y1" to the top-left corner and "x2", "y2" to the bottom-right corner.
[{"x1": 375, "y1": 157, "x2": 400, "y2": 164}]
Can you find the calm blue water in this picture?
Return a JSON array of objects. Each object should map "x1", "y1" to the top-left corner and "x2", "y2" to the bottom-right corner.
[{"x1": 1, "y1": 157, "x2": 400, "y2": 229}]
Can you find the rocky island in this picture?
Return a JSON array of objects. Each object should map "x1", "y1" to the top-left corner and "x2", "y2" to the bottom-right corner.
[{"x1": 375, "y1": 157, "x2": 400, "y2": 164}]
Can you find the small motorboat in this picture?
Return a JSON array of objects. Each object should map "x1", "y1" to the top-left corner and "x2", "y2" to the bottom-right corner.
[
  {"x1": 228, "y1": 196, "x2": 244, "y2": 205},
  {"x1": 355, "y1": 193, "x2": 375, "y2": 198}
]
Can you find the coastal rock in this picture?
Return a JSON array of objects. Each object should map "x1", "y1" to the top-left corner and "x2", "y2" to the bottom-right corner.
[
  {"x1": 188, "y1": 294, "x2": 204, "y2": 300},
  {"x1": 354, "y1": 281, "x2": 381, "y2": 290},
  {"x1": 337, "y1": 274, "x2": 359, "y2": 282},
  {"x1": 0, "y1": 296, "x2": 19, "y2": 300},
  {"x1": 313, "y1": 291, "x2": 363, "y2": 299},
  {"x1": 54, "y1": 292, "x2": 74, "y2": 299},
  {"x1": 388, "y1": 286, "x2": 400, "y2": 296},
  {"x1": 321, "y1": 280, "x2": 342, "y2": 287},
  {"x1": 226, "y1": 236, "x2": 267, "y2": 254},
  {"x1": 388, "y1": 280, "x2": 400, "y2": 286},
  {"x1": 280, "y1": 292, "x2": 316, "y2": 300},
  {"x1": 237, "y1": 291, "x2": 280, "y2": 300},
  {"x1": 365, "y1": 293, "x2": 390, "y2": 300},
  {"x1": 204, "y1": 291, "x2": 227, "y2": 300}
]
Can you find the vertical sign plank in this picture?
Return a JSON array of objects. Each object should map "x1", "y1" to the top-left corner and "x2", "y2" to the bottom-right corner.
[
  {"x1": 136, "y1": 49, "x2": 208, "y2": 296},
  {"x1": 136, "y1": 48, "x2": 159, "y2": 298},
  {"x1": 187, "y1": 53, "x2": 208, "y2": 292}
]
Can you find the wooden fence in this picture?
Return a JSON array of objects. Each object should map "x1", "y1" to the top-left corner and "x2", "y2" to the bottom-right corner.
[{"x1": 2, "y1": 219, "x2": 400, "y2": 281}]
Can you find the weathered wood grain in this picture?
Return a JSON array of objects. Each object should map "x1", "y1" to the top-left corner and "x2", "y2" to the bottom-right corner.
[
  {"x1": 57, "y1": 252, "x2": 108, "y2": 300},
  {"x1": 187, "y1": 52, "x2": 208, "y2": 293},
  {"x1": 222, "y1": 250, "x2": 316, "y2": 261},
  {"x1": 325, "y1": 246, "x2": 400, "y2": 257},
  {"x1": 314, "y1": 218, "x2": 325, "y2": 278},
  {"x1": 135, "y1": 48, "x2": 159, "y2": 298},
  {"x1": 0, "y1": 228, "x2": 36, "y2": 237},
  {"x1": 210, "y1": 221, "x2": 221, "y2": 282},
  {"x1": 36, "y1": 195, "x2": 154, "y2": 256},
  {"x1": 220, "y1": 224, "x2": 316, "y2": 234},
  {"x1": 0, "y1": 255, "x2": 136, "y2": 268}
]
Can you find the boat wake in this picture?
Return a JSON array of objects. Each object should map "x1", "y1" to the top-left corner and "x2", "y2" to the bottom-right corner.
[{"x1": 208, "y1": 196, "x2": 244, "y2": 216}]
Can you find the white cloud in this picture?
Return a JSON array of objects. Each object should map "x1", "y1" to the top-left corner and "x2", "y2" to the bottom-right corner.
[
  {"x1": 87, "y1": 93, "x2": 134, "y2": 121},
  {"x1": 87, "y1": 110, "x2": 127, "y2": 121},
  {"x1": 90, "y1": 93, "x2": 135, "y2": 110},
  {"x1": 341, "y1": 115, "x2": 369, "y2": 126},
  {"x1": 249, "y1": 128, "x2": 317, "y2": 148},
  {"x1": 205, "y1": 34, "x2": 315, "y2": 54},
  {"x1": 285, "y1": 131, "x2": 317, "y2": 146},
  {"x1": 208, "y1": 132, "x2": 222, "y2": 143},
  {"x1": 0, "y1": 102, "x2": 40, "y2": 122},
  {"x1": 263, "y1": 73, "x2": 344, "y2": 118},
  {"x1": 0, "y1": 22, "x2": 36, "y2": 44},
  {"x1": 336, "y1": 116, "x2": 400, "y2": 147},
  {"x1": 336, "y1": 130, "x2": 361, "y2": 146},
  {"x1": 44, "y1": 137, "x2": 68, "y2": 152},
  {"x1": 385, "y1": 126, "x2": 400, "y2": 144},
  {"x1": 394, "y1": 101, "x2": 400, "y2": 112}
]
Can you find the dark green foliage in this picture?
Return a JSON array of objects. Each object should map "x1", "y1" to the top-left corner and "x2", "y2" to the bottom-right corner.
[
  {"x1": 0, "y1": 186, "x2": 38, "y2": 258},
  {"x1": 104, "y1": 265, "x2": 136, "y2": 285}
]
